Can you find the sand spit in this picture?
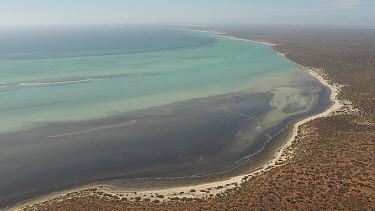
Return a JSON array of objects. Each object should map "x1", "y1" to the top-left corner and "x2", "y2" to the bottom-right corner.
[
  {"x1": 10, "y1": 33, "x2": 357, "y2": 211},
  {"x1": 218, "y1": 35, "x2": 277, "y2": 46},
  {"x1": 179, "y1": 28, "x2": 277, "y2": 46}
]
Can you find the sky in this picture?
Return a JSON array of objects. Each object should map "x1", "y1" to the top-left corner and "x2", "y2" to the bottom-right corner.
[{"x1": 0, "y1": 0, "x2": 374, "y2": 27}]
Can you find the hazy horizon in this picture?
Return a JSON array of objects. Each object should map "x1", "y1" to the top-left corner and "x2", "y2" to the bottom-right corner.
[{"x1": 1, "y1": 0, "x2": 374, "y2": 27}]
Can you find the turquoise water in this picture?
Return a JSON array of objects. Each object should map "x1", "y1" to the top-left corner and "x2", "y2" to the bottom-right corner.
[
  {"x1": 0, "y1": 27, "x2": 300, "y2": 133},
  {"x1": 0, "y1": 26, "x2": 332, "y2": 208}
]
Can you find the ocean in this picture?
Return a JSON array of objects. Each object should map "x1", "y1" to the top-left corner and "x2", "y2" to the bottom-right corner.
[{"x1": 0, "y1": 26, "x2": 331, "y2": 208}]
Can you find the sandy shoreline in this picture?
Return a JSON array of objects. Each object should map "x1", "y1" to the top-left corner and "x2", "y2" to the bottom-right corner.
[
  {"x1": 10, "y1": 31, "x2": 349, "y2": 210},
  {"x1": 94, "y1": 67, "x2": 346, "y2": 204}
]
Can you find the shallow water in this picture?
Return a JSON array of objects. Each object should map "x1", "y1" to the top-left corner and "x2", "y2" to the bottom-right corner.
[
  {"x1": 0, "y1": 27, "x2": 299, "y2": 133},
  {"x1": 0, "y1": 26, "x2": 329, "y2": 208}
]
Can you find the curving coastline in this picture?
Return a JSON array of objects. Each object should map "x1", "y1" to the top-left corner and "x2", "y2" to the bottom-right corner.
[
  {"x1": 8, "y1": 31, "x2": 350, "y2": 210},
  {"x1": 92, "y1": 65, "x2": 346, "y2": 204}
]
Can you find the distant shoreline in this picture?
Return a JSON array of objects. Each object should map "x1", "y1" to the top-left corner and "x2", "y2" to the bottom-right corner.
[{"x1": 9, "y1": 29, "x2": 346, "y2": 211}]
